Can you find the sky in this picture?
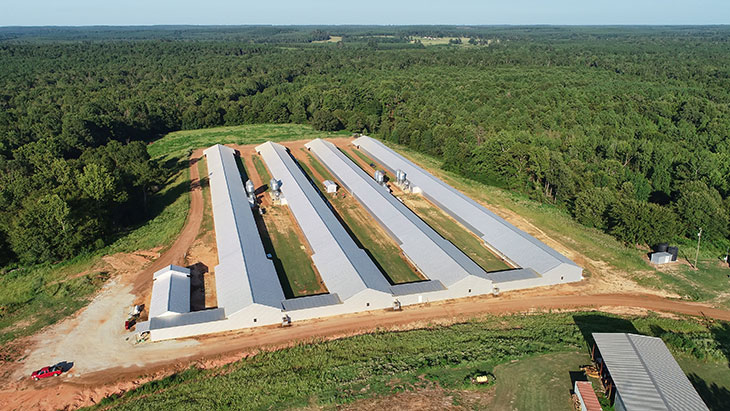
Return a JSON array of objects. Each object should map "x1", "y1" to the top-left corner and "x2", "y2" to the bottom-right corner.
[{"x1": 2, "y1": 0, "x2": 729, "y2": 26}]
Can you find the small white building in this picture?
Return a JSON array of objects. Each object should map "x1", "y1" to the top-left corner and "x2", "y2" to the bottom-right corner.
[
  {"x1": 323, "y1": 180, "x2": 338, "y2": 193},
  {"x1": 650, "y1": 251, "x2": 673, "y2": 265},
  {"x1": 150, "y1": 265, "x2": 191, "y2": 318}
]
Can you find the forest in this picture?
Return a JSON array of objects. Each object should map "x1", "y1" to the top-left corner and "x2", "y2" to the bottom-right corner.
[{"x1": 0, "y1": 25, "x2": 729, "y2": 267}]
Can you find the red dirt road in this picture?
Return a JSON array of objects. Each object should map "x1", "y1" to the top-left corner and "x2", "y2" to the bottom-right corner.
[
  {"x1": 133, "y1": 150, "x2": 205, "y2": 297},
  {"x1": 3, "y1": 144, "x2": 730, "y2": 411}
]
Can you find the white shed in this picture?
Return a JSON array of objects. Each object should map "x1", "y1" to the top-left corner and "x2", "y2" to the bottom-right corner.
[
  {"x1": 323, "y1": 180, "x2": 338, "y2": 193},
  {"x1": 150, "y1": 265, "x2": 191, "y2": 318},
  {"x1": 650, "y1": 251, "x2": 673, "y2": 265}
]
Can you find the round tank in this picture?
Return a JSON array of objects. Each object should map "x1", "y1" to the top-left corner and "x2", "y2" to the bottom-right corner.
[
  {"x1": 374, "y1": 170, "x2": 385, "y2": 184},
  {"x1": 245, "y1": 179, "x2": 255, "y2": 195},
  {"x1": 655, "y1": 243, "x2": 669, "y2": 253},
  {"x1": 270, "y1": 178, "x2": 280, "y2": 192}
]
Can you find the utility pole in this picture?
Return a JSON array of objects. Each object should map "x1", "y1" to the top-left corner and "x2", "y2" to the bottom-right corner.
[{"x1": 694, "y1": 227, "x2": 702, "y2": 269}]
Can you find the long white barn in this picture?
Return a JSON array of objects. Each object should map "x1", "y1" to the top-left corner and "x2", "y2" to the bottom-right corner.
[
  {"x1": 140, "y1": 145, "x2": 287, "y2": 341},
  {"x1": 352, "y1": 136, "x2": 583, "y2": 287},
  {"x1": 256, "y1": 141, "x2": 395, "y2": 317},
  {"x1": 305, "y1": 138, "x2": 498, "y2": 299},
  {"x1": 204, "y1": 144, "x2": 285, "y2": 318}
]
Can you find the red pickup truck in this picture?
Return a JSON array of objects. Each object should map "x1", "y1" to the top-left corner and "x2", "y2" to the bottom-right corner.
[{"x1": 30, "y1": 365, "x2": 63, "y2": 380}]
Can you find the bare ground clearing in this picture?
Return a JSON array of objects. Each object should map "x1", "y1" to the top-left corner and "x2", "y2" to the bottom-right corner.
[{"x1": 0, "y1": 140, "x2": 721, "y2": 411}]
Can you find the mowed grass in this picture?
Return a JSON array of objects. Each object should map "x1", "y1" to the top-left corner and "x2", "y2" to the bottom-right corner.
[
  {"x1": 88, "y1": 311, "x2": 730, "y2": 410},
  {"x1": 251, "y1": 155, "x2": 271, "y2": 183},
  {"x1": 490, "y1": 351, "x2": 591, "y2": 411},
  {"x1": 403, "y1": 194, "x2": 511, "y2": 272},
  {"x1": 147, "y1": 124, "x2": 349, "y2": 160},
  {"x1": 294, "y1": 152, "x2": 422, "y2": 284},
  {"x1": 260, "y1": 207, "x2": 324, "y2": 297}
]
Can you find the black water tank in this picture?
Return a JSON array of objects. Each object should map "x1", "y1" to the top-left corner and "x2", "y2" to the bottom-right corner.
[
  {"x1": 655, "y1": 243, "x2": 669, "y2": 253},
  {"x1": 667, "y1": 246, "x2": 678, "y2": 262}
]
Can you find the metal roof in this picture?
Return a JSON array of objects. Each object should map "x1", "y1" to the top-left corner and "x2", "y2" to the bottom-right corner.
[
  {"x1": 150, "y1": 265, "x2": 190, "y2": 318},
  {"x1": 390, "y1": 280, "x2": 446, "y2": 296},
  {"x1": 281, "y1": 293, "x2": 342, "y2": 311},
  {"x1": 148, "y1": 308, "x2": 226, "y2": 330},
  {"x1": 352, "y1": 136, "x2": 581, "y2": 276},
  {"x1": 593, "y1": 333, "x2": 708, "y2": 411},
  {"x1": 203, "y1": 144, "x2": 285, "y2": 314},
  {"x1": 485, "y1": 268, "x2": 541, "y2": 284},
  {"x1": 256, "y1": 141, "x2": 392, "y2": 300},
  {"x1": 305, "y1": 138, "x2": 488, "y2": 287},
  {"x1": 153, "y1": 264, "x2": 189, "y2": 280}
]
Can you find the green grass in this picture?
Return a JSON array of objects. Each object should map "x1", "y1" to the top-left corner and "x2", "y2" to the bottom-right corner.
[
  {"x1": 402, "y1": 195, "x2": 510, "y2": 272},
  {"x1": 350, "y1": 147, "x2": 378, "y2": 168},
  {"x1": 295, "y1": 153, "x2": 422, "y2": 284},
  {"x1": 259, "y1": 207, "x2": 323, "y2": 298},
  {"x1": 0, "y1": 162, "x2": 190, "y2": 348},
  {"x1": 86, "y1": 311, "x2": 730, "y2": 410},
  {"x1": 196, "y1": 157, "x2": 214, "y2": 236},
  {"x1": 251, "y1": 155, "x2": 271, "y2": 184},
  {"x1": 147, "y1": 124, "x2": 349, "y2": 160},
  {"x1": 677, "y1": 355, "x2": 730, "y2": 411},
  {"x1": 490, "y1": 351, "x2": 589, "y2": 410}
]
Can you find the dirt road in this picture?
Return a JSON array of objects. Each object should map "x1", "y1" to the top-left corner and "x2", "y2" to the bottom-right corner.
[
  {"x1": 3, "y1": 291, "x2": 729, "y2": 411},
  {"x1": 3, "y1": 142, "x2": 730, "y2": 411},
  {"x1": 0, "y1": 151, "x2": 207, "y2": 410}
]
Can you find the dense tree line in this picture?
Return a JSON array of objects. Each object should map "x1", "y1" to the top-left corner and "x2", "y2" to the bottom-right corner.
[{"x1": 1, "y1": 27, "x2": 729, "y2": 266}]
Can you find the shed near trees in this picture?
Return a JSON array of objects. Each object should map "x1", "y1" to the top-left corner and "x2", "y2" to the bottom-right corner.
[
  {"x1": 591, "y1": 332, "x2": 708, "y2": 411},
  {"x1": 650, "y1": 251, "x2": 673, "y2": 265}
]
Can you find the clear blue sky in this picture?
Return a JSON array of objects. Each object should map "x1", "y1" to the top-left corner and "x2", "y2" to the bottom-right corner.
[{"x1": 3, "y1": 0, "x2": 729, "y2": 26}]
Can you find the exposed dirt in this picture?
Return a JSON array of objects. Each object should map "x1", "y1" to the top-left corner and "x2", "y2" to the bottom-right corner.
[
  {"x1": 0, "y1": 150, "x2": 206, "y2": 410},
  {"x1": 336, "y1": 386, "x2": 493, "y2": 411},
  {"x1": 3, "y1": 141, "x2": 730, "y2": 411}
]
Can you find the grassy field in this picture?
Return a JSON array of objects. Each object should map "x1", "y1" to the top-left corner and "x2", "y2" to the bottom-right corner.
[
  {"x1": 490, "y1": 351, "x2": 590, "y2": 410},
  {"x1": 294, "y1": 151, "x2": 422, "y2": 284},
  {"x1": 88, "y1": 311, "x2": 730, "y2": 410},
  {"x1": 411, "y1": 36, "x2": 475, "y2": 46},
  {"x1": 147, "y1": 124, "x2": 349, "y2": 160},
  {"x1": 312, "y1": 35, "x2": 343, "y2": 43}
]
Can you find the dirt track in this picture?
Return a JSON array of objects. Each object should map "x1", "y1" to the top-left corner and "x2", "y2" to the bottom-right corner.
[{"x1": 2, "y1": 142, "x2": 730, "y2": 411}]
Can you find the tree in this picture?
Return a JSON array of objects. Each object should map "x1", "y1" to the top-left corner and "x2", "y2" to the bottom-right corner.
[
  {"x1": 573, "y1": 187, "x2": 615, "y2": 230},
  {"x1": 9, "y1": 194, "x2": 74, "y2": 263},
  {"x1": 674, "y1": 181, "x2": 728, "y2": 240},
  {"x1": 311, "y1": 110, "x2": 342, "y2": 132},
  {"x1": 77, "y1": 163, "x2": 119, "y2": 202}
]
